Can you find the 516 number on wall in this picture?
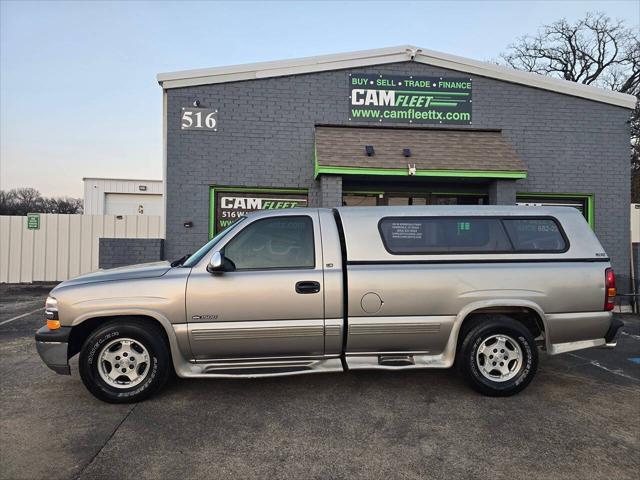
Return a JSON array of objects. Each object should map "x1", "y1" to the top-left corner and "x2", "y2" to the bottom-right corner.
[{"x1": 181, "y1": 107, "x2": 218, "y2": 131}]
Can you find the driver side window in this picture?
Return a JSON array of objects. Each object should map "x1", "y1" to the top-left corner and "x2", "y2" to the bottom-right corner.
[{"x1": 224, "y1": 216, "x2": 315, "y2": 270}]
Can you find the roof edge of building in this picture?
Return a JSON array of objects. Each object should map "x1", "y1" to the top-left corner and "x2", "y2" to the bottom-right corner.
[
  {"x1": 82, "y1": 177, "x2": 163, "y2": 182},
  {"x1": 157, "y1": 45, "x2": 636, "y2": 109}
]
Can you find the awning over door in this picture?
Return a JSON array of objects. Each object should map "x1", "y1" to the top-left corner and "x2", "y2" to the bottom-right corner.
[{"x1": 314, "y1": 126, "x2": 527, "y2": 179}]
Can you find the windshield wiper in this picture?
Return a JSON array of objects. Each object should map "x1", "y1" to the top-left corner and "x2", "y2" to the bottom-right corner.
[{"x1": 170, "y1": 254, "x2": 191, "y2": 267}]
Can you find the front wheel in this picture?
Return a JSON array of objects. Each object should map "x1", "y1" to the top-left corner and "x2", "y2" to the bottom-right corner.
[
  {"x1": 79, "y1": 319, "x2": 171, "y2": 403},
  {"x1": 459, "y1": 315, "x2": 538, "y2": 396}
]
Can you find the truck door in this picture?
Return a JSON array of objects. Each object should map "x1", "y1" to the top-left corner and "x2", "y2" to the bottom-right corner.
[{"x1": 185, "y1": 212, "x2": 325, "y2": 360}]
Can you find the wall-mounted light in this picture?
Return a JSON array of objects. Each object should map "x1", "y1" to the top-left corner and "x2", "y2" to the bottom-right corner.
[
  {"x1": 193, "y1": 99, "x2": 200, "y2": 107},
  {"x1": 365, "y1": 145, "x2": 375, "y2": 156},
  {"x1": 184, "y1": 221, "x2": 193, "y2": 228},
  {"x1": 139, "y1": 185, "x2": 147, "y2": 191},
  {"x1": 403, "y1": 148, "x2": 412, "y2": 158}
]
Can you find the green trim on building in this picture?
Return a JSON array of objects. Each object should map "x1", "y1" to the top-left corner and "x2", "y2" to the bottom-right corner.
[
  {"x1": 209, "y1": 187, "x2": 217, "y2": 239},
  {"x1": 313, "y1": 144, "x2": 319, "y2": 179},
  {"x1": 315, "y1": 165, "x2": 527, "y2": 179},
  {"x1": 209, "y1": 186, "x2": 309, "y2": 238},
  {"x1": 587, "y1": 195, "x2": 595, "y2": 229},
  {"x1": 517, "y1": 192, "x2": 595, "y2": 229}
]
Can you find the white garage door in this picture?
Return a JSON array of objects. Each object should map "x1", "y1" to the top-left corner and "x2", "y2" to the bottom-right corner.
[{"x1": 104, "y1": 193, "x2": 163, "y2": 216}]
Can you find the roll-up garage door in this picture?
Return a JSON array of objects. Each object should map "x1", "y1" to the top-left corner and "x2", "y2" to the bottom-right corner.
[{"x1": 104, "y1": 193, "x2": 163, "y2": 215}]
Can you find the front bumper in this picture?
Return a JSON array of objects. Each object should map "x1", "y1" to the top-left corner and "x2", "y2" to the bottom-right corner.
[{"x1": 35, "y1": 326, "x2": 71, "y2": 375}]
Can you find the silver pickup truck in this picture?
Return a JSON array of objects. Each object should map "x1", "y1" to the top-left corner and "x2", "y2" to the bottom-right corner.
[{"x1": 35, "y1": 206, "x2": 621, "y2": 403}]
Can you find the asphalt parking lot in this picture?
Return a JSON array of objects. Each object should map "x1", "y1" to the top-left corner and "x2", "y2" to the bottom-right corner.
[{"x1": 1, "y1": 284, "x2": 639, "y2": 480}]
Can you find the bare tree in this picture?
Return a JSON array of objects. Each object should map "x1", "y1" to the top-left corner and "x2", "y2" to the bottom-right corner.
[
  {"x1": 0, "y1": 190, "x2": 17, "y2": 215},
  {"x1": 13, "y1": 187, "x2": 43, "y2": 215},
  {"x1": 501, "y1": 12, "x2": 640, "y2": 197},
  {"x1": 43, "y1": 197, "x2": 84, "y2": 214},
  {"x1": 0, "y1": 188, "x2": 83, "y2": 215},
  {"x1": 632, "y1": 102, "x2": 640, "y2": 171},
  {"x1": 502, "y1": 12, "x2": 638, "y2": 93}
]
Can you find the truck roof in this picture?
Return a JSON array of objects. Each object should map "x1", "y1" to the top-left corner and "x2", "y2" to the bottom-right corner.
[{"x1": 334, "y1": 205, "x2": 582, "y2": 217}]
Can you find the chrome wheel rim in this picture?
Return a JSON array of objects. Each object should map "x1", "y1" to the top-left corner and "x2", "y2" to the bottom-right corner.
[
  {"x1": 97, "y1": 338, "x2": 150, "y2": 389},
  {"x1": 476, "y1": 334, "x2": 523, "y2": 382}
]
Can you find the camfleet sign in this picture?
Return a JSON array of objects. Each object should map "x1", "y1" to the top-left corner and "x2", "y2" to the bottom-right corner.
[
  {"x1": 348, "y1": 73, "x2": 472, "y2": 124},
  {"x1": 211, "y1": 188, "x2": 308, "y2": 236}
]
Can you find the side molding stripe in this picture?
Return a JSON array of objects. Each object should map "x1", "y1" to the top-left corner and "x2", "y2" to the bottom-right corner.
[{"x1": 347, "y1": 258, "x2": 609, "y2": 266}]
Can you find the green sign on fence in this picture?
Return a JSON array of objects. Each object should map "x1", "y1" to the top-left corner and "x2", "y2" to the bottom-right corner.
[
  {"x1": 348, "y1": 73, "x2": 472, "y2": 124},
  {"x1": 27, "y1": 213, "x2": 40, "y2": 230}
]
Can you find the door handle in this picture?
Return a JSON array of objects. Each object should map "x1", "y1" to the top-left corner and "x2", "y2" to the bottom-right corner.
[{"x1": 295, "y1": 281, "x2": 321, "y2": 294}]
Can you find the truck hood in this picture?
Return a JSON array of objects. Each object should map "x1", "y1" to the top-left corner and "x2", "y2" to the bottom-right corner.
[{"x1": 55, "y1": 261, "x2": 173, "y2": 288}]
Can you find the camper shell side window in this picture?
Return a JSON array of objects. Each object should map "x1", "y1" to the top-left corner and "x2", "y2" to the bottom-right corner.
[{"x1": 377, "y1": 216, "x2": 569, "y2": 255}]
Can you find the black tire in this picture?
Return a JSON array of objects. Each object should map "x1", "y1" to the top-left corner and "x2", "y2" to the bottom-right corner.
[
  {"x1": 458, "y1": 315, "x2": 538, "y2": 397},
  {"x1": 79, "y1": 319, "x2": 171, "y2": 403}
]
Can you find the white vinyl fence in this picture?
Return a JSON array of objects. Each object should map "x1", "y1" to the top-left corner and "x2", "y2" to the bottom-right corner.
[
  {"x1": 632, "y1": 204, "x2": 640, "y2": 243},
  {"x1": 0, "y1": 214, "x2": 163, "y2": 283}
]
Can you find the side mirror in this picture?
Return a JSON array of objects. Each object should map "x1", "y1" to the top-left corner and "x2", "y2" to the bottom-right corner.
[{"x1": 207, "y1": 251, "x2": 225, "y2": 273}]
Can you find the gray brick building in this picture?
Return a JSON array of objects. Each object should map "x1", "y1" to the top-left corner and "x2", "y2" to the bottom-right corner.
[
  {"x1": 157, "y1": 46, "x2": 635, "y2": 290},
  {"x1": 99, "y1": 238, "x2": 164, "y2": 269}
]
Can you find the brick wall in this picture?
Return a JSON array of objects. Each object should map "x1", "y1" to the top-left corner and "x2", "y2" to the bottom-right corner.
[
  {"x1": 320, "y1": 176, "x2": 342, "y2": 207},
  {"x1": 488, "y1": 180, "x2": 517, "y2": 205},
  {"x1": 99, "y1": 239, "x2": 164, "y2": 269},
  {"x1": 165, "y1": 61, "x2": 631, "y2": 287}
]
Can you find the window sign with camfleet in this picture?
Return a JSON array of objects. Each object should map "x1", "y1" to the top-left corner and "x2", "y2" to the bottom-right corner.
[{"x1": 210, "y1": 187, "x2": 308, "y2": 237}]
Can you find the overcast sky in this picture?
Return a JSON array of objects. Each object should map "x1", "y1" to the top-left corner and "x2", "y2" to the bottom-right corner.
[{"x1": 1, "y1": 0, "x2": 637, "y2": 197}]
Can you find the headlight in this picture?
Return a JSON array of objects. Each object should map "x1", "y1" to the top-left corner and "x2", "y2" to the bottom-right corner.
[
  {"x1": 45, "y1": 296, "x2": 59, "y2": 329},
  {"x1": 45, "y1": 296, "x2": 58, "y2": 313}
]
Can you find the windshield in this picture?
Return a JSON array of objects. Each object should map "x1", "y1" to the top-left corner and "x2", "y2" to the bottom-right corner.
[{"x1": 181, "y1": 217, "x2": 246, "y2": 268}]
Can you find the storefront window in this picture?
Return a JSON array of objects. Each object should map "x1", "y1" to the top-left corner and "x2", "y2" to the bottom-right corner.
[
  {"x1": 516, "y1": 194, "x2": 593, "y2": 228},
  {"x1": 342, "y1": 194, "x2": 379, "y2": 206},
  {"x1": 387, "y1": 195, "x2": 427, "y2": 205},
  {"x1": 343, "y1": 192, "x2": 487, "y2": 207},
  {"x1": 432, "y1": 194, "x2": 487, "y2": 205}
]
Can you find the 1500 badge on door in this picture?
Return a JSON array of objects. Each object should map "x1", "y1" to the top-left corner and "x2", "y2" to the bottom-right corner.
[{"x1": 181, "y1": 107, "x2": 218, "y2": 131}]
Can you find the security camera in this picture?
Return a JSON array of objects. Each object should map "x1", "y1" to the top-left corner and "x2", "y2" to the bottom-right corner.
[
  {"x1": 407, "y1": 47, "x2": 420, "y2": 60},
  {"x1": 193, "y1": 99, "x2": 200, "y2": 107}
]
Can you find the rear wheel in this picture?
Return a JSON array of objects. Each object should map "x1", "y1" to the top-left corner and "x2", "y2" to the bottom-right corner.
[
  {"x1": 459, "y1": 315, "x2": 538, "y2": 396},
  {"x1": 79, "y1": 319, "x2": 170, "y2": 403}
]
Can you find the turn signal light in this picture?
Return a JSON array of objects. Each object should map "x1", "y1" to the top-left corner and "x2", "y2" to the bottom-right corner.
[
  {"x1": 604, "y1": 268, "x2": 616, "y2": 311},
  {"x1": 47, "y1": 319, "x2": 61, "y2": 330}
]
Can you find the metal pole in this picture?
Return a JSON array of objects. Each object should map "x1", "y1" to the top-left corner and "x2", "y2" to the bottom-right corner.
[{"x1": 630, "y1": 230, "x2": 637, "y2": 314}]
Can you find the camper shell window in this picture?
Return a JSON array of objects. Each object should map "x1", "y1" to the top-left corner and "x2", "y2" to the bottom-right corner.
[{"x1": 378, "y1": 216, "x2": 568, "y2": 255}]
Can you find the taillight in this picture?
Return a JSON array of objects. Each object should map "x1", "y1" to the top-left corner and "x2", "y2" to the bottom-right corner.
[{"x1": 604, "y1": 268, "x2": 616, "y2": 311}]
